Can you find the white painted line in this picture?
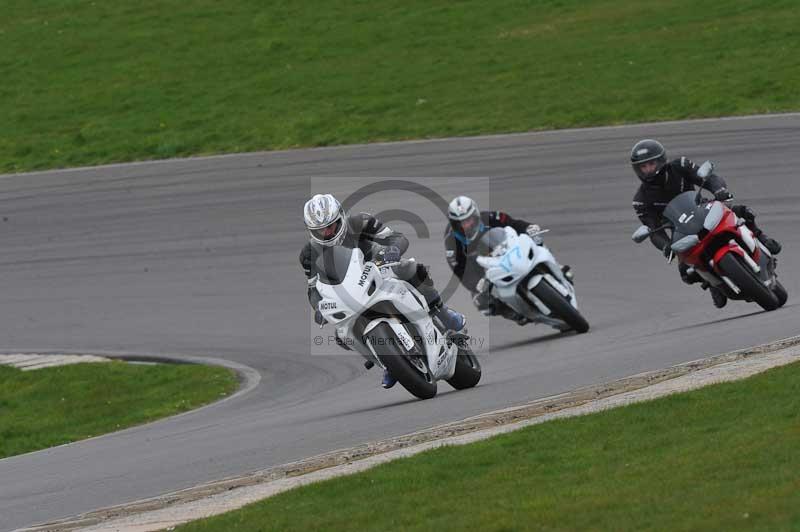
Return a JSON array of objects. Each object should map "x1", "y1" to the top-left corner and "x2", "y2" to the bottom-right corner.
[{"x1": 0, "y1": 354, "x2": 110, "y2": 371}]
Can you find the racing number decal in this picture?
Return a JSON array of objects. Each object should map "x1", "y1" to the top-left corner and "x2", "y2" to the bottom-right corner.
[{"x1": 499, "y1": 245, "x2": 522, "y2": 273}]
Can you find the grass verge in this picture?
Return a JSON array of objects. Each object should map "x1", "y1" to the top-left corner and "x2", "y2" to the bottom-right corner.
[
  {"x1": 3, "y1": 0, "x2": 799, "y2": 172},
  {"x1": 176, "y1": 361, "x2": 800, "y2": 531},
  {"x1": 0, "y1": 361, "x2": 238, "y2": 459}
]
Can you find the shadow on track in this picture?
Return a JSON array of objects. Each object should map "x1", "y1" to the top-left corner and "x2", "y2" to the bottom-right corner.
[
  {"x1": 300, "y1": 396, "x2": 424, "y2": 424},
  {"x1": 299, "y1": 377, "x2": 490, "y2": 424},
  {"x1": 643, "y1": 303, "x2": 797, "y2": 338},
  {"x1": 488, "y1": 331, "x2": 571, "y2": 354}
]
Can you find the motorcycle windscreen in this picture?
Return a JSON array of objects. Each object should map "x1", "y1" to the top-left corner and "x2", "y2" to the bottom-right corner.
[
  {"x1": 315, "y1": 246, "x2": 357, "y2": 285},
  {"x1": 662, "y1": 191, "x2": 707, "y2": 238},
  {"x1": 473, "y1": 227, "x2": 509, "y2": 257}
]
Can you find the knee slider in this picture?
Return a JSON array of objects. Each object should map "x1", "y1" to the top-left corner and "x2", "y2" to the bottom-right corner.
[{"x1": 732, "y1": 205, "x2": 755, "y2": 222}]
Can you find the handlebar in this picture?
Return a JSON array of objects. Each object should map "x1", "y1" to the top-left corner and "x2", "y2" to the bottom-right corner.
[
  {"x1": 374, "y1": 260, "x2": 403, "y2": 269},
  {"x1": 632, "y1": 222, "x2": 673, "y2": 243}
]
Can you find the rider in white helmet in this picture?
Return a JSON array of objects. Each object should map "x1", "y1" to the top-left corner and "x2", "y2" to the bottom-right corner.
[
  {"x1": 301, "y1": 193, "x2": 466, "y2": 389},
  {"x1": 445, "y1": 195, "x2": 572, "y2": 324}
]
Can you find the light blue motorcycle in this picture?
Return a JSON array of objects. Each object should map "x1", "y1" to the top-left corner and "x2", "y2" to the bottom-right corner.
[{"x1": 475, "y1": 226, "x2": 589, "y2": 333}]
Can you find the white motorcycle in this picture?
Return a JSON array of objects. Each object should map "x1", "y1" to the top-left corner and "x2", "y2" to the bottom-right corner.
[
  {"x1": 475, "y1": 226, "x2": 589, "y2": 333},
  {"x1": 315, "y1": 245, "x2": 481, "y2": 400}
]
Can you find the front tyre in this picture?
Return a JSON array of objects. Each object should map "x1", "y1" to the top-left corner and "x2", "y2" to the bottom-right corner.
[
  {"x1": 365, "y1": 323, "x2": 437, "y2": 400},
  {"x1": 718, "y1": 253, "x2": 779, "y2": 311},
  {"x1": 529, "y1": 280, "x2": 590, "y2": 333},
  {"x1": 446, "y1": 337, "x2": 481, "y2": 390}
]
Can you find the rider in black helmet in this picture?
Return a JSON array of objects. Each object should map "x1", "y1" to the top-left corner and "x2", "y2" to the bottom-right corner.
[{"x1": 630, "y1": 139, "x2": 782, "y2": 308}]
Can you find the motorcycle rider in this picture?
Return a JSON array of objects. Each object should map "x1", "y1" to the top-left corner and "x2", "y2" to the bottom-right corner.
[
  {"x1": 444, "y1": 196, "x2": 571, "y2": 324},
  {"x1": 300, "y1": 193, "x2": 466, "y2": 389},
  {"x1": 631, "y1": 139, "x2": 782, "y2": 308}
]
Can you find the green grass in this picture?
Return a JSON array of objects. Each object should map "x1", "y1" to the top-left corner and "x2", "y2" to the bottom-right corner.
[
  {"x1": 176, "y1": 361, "x2": 800, "y2": 532},
  {"x1": 2, "y1": 0, "x2": 799, "y2": 172},
  {"x1": 0, "y1": 361, "x2": 237, "y2": 458}
]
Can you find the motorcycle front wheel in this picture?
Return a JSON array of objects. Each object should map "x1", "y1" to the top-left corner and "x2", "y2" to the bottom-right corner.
[
  {"x1": 772, "y1": 279, "x2": 788, "y2": 308},
  {"x1": 717, "y1": 253, "x2": 779, "y2": 311},
  {"x1": 364, "y1": 323, "x2": 437, "y2": 400},
  {"x1": 529, "y1": 280, "x2": 590, "y2": 333}
]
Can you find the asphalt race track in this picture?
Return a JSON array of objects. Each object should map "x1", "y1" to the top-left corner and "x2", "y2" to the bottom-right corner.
[{"x1": 1, "y1": 114, "x2": 798, "y2": 530}]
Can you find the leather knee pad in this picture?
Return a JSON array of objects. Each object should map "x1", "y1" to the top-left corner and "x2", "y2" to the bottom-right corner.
[
  {"x1": 732, "y1": 205, "x2": 755, "y2": 223},
  {"x1": 404, "y1": 263, "x2": 441, "y2": 309}
]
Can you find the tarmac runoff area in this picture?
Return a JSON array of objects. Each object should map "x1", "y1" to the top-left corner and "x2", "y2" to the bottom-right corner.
[
  {"x1": 0, "y1": 354, "x2": 111, "y2": 371},
  {"x1": 21, "y1": 334, "x2": 800, "y2": 532}
]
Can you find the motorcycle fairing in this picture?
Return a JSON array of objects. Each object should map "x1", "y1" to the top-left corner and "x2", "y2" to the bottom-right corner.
[{"x1": 316, "y1": 247, "x2": 457, "y2": 381}]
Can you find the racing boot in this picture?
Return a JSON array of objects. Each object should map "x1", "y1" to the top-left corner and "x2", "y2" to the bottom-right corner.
[
  {"x1": 732, "y1": 205, "x2": 781, "y2": 255},
  {"x1": 561, "y1": 265, "x2": 574, "y2": 283},
  {"x1": 381, "y1": 369, "x2": 397, "y2": 389},
  {"x1": 679, "y1": 263, "x2": 701, "y2": 285},
  {"x1": 756, "y1": 232, "x2": 782, "y2": 255},
  {"x1": 709, "y1": 286, "x2": 728, "y2": 309},
  {"x1": 435, "y1": 305, "x2": 466, "y2": 333},
  {"x1": 473, "y1": 290, "x2": 498, "y2": 316}
]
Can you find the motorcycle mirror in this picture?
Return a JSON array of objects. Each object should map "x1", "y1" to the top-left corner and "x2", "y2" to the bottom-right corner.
[
  {"x1": 632, "y1": 225, "x2": 651, "y2": 243},
  {"x1": 697, "y1": 160, "x2": 715, "y2": 179}
]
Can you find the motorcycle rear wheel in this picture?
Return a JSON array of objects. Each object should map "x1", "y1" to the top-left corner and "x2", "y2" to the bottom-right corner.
[{"x1": 446, "y1": 339, "x2": 482, "y2": 390}]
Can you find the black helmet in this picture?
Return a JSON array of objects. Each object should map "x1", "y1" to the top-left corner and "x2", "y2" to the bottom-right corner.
[{"x1": 631, "y1": 139, "x2": 667, "y2": 183}]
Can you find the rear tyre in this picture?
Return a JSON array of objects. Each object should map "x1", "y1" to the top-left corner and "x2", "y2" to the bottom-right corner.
[
  {"x1": 365, "y1": 323, "x2": 437, "y2": 400},
  {"x1": 773, "y1": 280, "x2": 788, "y2": 308},
  {"x1": 718, "y1": 254, "x2": 779, "y2": 311},
  {"x1": 446, "y1": 340, "x2": 482, "y2": 390},
  {"x1": 529, "y1": 280, "x2": 590, "y2": 333}
]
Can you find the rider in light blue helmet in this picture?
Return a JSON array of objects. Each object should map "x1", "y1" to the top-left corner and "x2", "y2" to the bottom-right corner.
[{"x1": 445, "y1": 196, "x2": 571, "y2": 324}]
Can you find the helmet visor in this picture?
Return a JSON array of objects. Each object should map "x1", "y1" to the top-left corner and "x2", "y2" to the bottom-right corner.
[
  {"x1": 310, "y1": 218, "x2": 343, "y2": 244},
  {"x1": 633, "y1": 156, "x2": 666, "y2": 181},
  {"x1": 459, "y1": 212, "x2": 481, "y2": 241}
]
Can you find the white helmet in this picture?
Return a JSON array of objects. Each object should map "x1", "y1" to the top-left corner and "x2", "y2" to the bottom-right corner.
[
  {"x1": 303, "y1": 194, "x2": 348, "y2": 247},
  {"x1": 448, "y1": 196, "x2": 482, "y2": 243}
]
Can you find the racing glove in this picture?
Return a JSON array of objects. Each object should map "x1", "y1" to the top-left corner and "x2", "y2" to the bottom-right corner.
[
  {"x1": 713, "y1": 188, "x2": 734, "y2": 203},
  {"x1": 375, "y1": 245, "x2": 401, "y2": 264},
  {"x1": 525, "y1": 224, "x2": 544, "y2": 245}
]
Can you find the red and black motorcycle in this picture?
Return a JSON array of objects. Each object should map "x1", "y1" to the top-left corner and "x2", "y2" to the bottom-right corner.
[{"x1": 633, "y1": 161, "x2": 787, "y2": 312}]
